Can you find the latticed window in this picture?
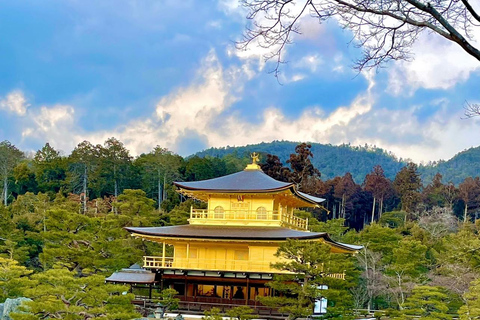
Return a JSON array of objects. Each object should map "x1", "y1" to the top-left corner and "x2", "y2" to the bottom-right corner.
[
  {"x1": 256, "y1": 206, "x2": 267, "y2": 220},
  {"x1": 214, "y1": 206, "x2": 224, "y2": 219}
]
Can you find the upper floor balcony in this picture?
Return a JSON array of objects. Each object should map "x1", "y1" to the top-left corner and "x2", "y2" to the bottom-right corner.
[
  {"x1": 142, "y1": 256, "x2": 346, "y2": 280},
  {"x1": 188, "y1": 207, "x2": 309, "y2": 230}
]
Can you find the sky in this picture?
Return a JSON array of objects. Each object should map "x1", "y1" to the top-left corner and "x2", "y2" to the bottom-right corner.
[{"x1": 0, "y1": 0, "x2": 479, "y2": 163}]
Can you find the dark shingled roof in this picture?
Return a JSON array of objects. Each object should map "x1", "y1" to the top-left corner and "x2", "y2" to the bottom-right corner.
[
  {"x1": 174, "y1": 169, "x2": 325, "y2": 205},
  {"x1": 174, "y1": 170, "x2": 292, "y2": 192},
  {"x1": 125, "y1": 225, "x2": 362, "y2": 251},
  {"x1": 105, "y1": 268, "x2": 156, "y2": 284},
  {"x1": 126, "y1": 225, "x2": 323, "y2": 240}
]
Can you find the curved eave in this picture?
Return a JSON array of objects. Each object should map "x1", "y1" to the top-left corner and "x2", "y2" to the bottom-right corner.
[
  {"x1": 125, "y1": 226, "x2": 362, "y2": 253},
  {"x1": 125, "y1": 226, "x2": 327, "y2": 241},
  {"x1": 175, "y1": 184, "x2": 324, "y2": 208},
  {"x1": 321, "y1": 233, "x2": 364, "y2": 252},
  {"x1": 294, "y1": 190, "x2": 325, "y2": 207},
  {"x1": 174, "y1": 182, "x2": 294, "y2": 194}
]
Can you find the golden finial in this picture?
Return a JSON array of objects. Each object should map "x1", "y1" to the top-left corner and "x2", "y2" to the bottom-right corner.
[
  {"x1": 251, "y1": 152, "x2": 260, "y2": 164},
  {"x1": 245, "y1": 152, "x2": 261, "y2": 171}
]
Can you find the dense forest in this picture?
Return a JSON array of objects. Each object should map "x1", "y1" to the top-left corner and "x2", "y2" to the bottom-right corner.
[
  {"x1": 1, "y1": 138, "x2": 480, "y2": 319},
  {"x1": 196, "y1": 140, "x2": 480, "y2": 185}
]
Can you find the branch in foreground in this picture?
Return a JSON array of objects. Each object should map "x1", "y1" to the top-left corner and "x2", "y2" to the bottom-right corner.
[
  {"x1": 464, "y1": 101, "x2": 480, "y2": 118},
  {"x1": 238, "y1": 0, "x2": 480, "y2": 74}
]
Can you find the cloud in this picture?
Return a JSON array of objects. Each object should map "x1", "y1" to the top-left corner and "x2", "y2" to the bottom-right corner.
[
  {"x1": 218, "y1": 0, "x2": 246, "y2": 18},
  {"x1": 72, "y1": 49, "x2": 243, "y2": 156},
  {"x1": 294, "y1": 54, "x2": 323, "y2": 72},
  {"x1": 21, "y1": 104, "x2": 82, "y2": 153},
  {"x1": 204, "y1": 70, "x2": 376, "y2": 148},
  {"x1": 8, "y1": 49, "x2": 480, "y2": 164},
  {"x1": 387, "y1": 31, "x2": 480, "y2": 95},
  {"x1": 0, "y1": 90, "x2": 29, "y2": 116},
  {"x1": 291, "y1": 74, "x2": 306, "y2": 82}
]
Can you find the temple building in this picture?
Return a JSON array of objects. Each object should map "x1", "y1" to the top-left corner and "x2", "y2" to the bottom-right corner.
[{"x1": 114, "y1": 156, "x2": 361, "y2": 315}]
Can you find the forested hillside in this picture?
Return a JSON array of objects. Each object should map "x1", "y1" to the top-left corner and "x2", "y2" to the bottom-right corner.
[
  {"x1": 195, "y1": 141, "x2": 480, "y2": 185},
  {"x1": 420, "y1": 146, "x2": 480, "y2": 184},
  {"x1": 195, "y1": 141, "x2": 406, "y2": 182}
]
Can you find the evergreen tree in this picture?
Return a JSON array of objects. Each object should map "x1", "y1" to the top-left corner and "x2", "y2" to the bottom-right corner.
[
  {"x1": 97, "y1": 138, "x2": 133, "y2": 211},
  {"x1": 67, "y1": 141, "x2": 99, "y2": 214},
  {"x1": 0, "y1": 141, "x2": 24, "y2": 206},
  {"x1": 391, "y1": 286, "x2": 451, "y2": 320},
  {"x1": 33, "y1": 143, "x2": 67, "y2": 194},
  {"x1": 135, "y1": 146, "x2": 183, "y2": 211},
  {"x1": 0, "y1": 257, "x2": 32, "y2": 302},
  {"x1": 13, "y1": 161, "x2": 37, "y2": 196},
  {"x1": 11, "y1": 268, "x2": 139, "y2": 320},
  {"x1": 459, "y1": 278, "x2": 480, "y2": 320},
  {"x1": 393, "y1": 163, "x2": 422, "y2": 214},
  {"x1": 259, "y1": 239, "x2": 357, "y2": 320}
]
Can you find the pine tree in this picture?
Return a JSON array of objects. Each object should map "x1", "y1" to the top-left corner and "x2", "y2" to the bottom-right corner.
[
  {"x1": 459, "y1": 278, "x2": 480, "y2": 320},
  {"x1": 392, "y1": 286, "x2": 451, "y2": 320},
  {"x1": 0, "y1": 257, "x2": 32, "y2": 302},
  {"x1": 10, "y1": 268, "x2": 139, "y2": 320},
  {"x1": 259, "y1": 239, "x2": 357, "y2": 320}
]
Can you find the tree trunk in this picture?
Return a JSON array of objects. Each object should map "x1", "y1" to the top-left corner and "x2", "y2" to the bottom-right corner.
[
  {"x1": 379, "y1": 197, "x2": 384, "y2": 219},
  {"x1": 371, "y1": 196, "x2": 376, "y2": 224},
  {"x1": 114, "y1": 179, "x2": 118, "y2": 214},
  {"x1": 3, "y1": 176, "x2": 7, "y2": 206},
  {"x1": 163, "y1": 175, "x2": 167, "y2": 205},
  {"x1": 83, "y1": 165, "x2": 87, "y2": 214},
  {"x1": 112, "y1": 163, "x2": 118, "y2": 214},
  {"x1": 464, "y1": 203, "x2": 468, "y2": 222},
  {"x1": 158, "y1": 170, "x2": 162, "y2": 212}
]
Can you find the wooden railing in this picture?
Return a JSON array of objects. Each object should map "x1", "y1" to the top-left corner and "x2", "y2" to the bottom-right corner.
[
  {"x1": 190, "y1": 208, "x2": 308, "y2": 230},
  {"x1": 143, "y1": 256, "x2": 274, "y2": 272},
  {"x1": 280, "y1": 212, "x2": 308, "y2": 230},
  {"x1": 325, "y1": 272, "x2": 346, "y2": 280},
  {"x1": 143, "y1": 256, "x2": 345, "y2": 279}
]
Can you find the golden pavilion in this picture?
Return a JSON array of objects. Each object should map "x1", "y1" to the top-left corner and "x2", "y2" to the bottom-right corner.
[{"x1": 113, "y1": 157, "x2": 361, "y2": 315}]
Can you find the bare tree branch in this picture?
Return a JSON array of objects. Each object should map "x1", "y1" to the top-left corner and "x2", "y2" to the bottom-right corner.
[
  {"x1": 464, "y1": 101, "x2": 480, "y2": 118},
  {"x1": 461, "y1": 0, "x2": 480, "y2": 24},
  {"x1": 238, "y1": 0, "x2": 480, "y2": 74}
]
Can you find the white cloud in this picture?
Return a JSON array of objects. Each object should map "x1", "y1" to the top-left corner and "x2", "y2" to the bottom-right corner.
[
  {"x1": 387, "y1": 31, "x2": 480, "y2": 95},
  {"x1": 201, "y1": 70, "x2": 376, "y2": 150},
  {"x1": 0, "y1": 90, "x2": 29, "y2": 116},
  {"x1": 8, "y1": 50, "x2": 480, "y2": 164},
  {"x1": 77, "y1": 49, "x2": 244, "y2": 156},
  {"x1": 21, "y1": 104, "x2": 83, "y2": 153},
  {"x1": 218, "y1": 0, "x2": 246, "y2": 18},
  {"x1": 294, "y1": 54, "x2": 323, "y2": 72},
  {"x1": 206, "y1": 20, "x2": 222, "y2": 29},
  {"x1": 291, "y1": 74, "x2": 306, "y2": 82}
]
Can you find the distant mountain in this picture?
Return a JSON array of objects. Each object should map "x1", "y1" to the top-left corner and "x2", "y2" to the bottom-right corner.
[
  {"x1": 420, "y1": 146, "x2": 480, "y2": 185},
  {"x1": 194, "y1": 141, "x2": 406, "y2": 183},
  {"x1": 194, "y1": 141, "x2": 480, "y2": 185}
]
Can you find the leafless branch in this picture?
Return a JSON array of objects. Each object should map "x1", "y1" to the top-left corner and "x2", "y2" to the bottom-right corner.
[
  {"x1": 464, "y1": 101, "x2": 480, "y2": 118},
  {"x1": 238, "y1": 0, "x2": 480, "y2": 74}
]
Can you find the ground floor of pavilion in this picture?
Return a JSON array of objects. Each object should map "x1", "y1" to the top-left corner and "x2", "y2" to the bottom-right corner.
[{"x1": 107, "y1": 266, "x2": 298, "y2": 318}]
